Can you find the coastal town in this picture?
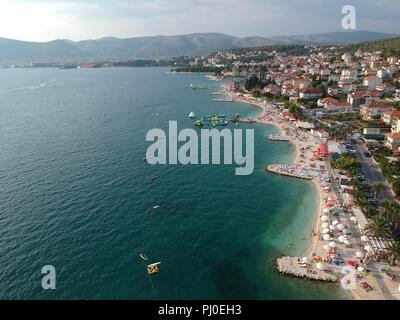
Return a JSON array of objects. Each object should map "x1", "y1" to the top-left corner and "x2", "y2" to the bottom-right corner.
[{"x1": 192, "y1": 39, "x2": 400, "y2": 299}]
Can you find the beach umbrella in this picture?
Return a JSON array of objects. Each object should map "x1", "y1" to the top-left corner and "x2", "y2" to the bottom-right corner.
[
  {"x1": 336, "y1": 224, "x2": 345, "y2": 230},
  {"x1": 321, "y1": 216, "x2": 329, "y2": 222},
  {"x1": 302, "y1": 257, "x2": 310, "y2": 264},
  {"x1": 355, "y1": 251, "x2": 364, "y2": 258},
  {"x1": 364, "y1": 245, "x2": 372, "y2": 252},
  {"x1": 323, "y1": 244, "x2": 330, "y2": 250},
  {"x1": 332, "y1": 220, "x2": 339, "y2": 226},
  {"x1": 357, "y1": 266, "x2": 365, "y2": 272},
  {"x1": 329, "y1": 225, "x2": 335, "y2": 230},
  {"x1": 361, "y1": 236, "x2": 369, "y2": 242},
  {"x1": 322, "y1": 222, "x2": 329, "y2": 228},
  {"x1": 347, "y1": 260, "x2": 357, "y2": 267},
  {"x1": 323, "y1": 234, "x2": 331, "y2": 241},
  {"x1": 338, "y1": 236, "x2": 346, "y2": 242},
  {"x1": 343, "y1": 229, "x2": 351, "y2": 234},
  {"x1": 329, "y1": 241, "x2": 337, "y2": 248},
  {"x1": 350, "y1": 216, "x2": 357, "y2": 223},
  {"x1": 322, "y1": 228, "x2": 330, "y2": 234},
  {"x1": 323, "y1": 208, "x2": 330, "y2": 214},
  {"x1": 344, "y1": 240, "x2": 352, "y2": 246},
  {"x1": 316, "y1": 263, "x2": 326, "y2": 270}
]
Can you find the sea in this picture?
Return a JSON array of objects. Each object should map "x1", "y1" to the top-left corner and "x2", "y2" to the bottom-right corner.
[{"x1": 0, "y1": 67, "x2": 348, "y2": 299}]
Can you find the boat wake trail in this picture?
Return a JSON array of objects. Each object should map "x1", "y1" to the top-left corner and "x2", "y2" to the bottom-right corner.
[{"x1": 1, "y1": 79, "x2": 56, "y2": 93}]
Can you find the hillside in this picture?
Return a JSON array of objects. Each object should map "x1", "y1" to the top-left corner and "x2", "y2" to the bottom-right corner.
[
  {"x1": 0, "y1": 31, "x2": 397, "y2": 65},
  {"x1": 350, "y1": 37, "x2": 400, "y2": 56}
]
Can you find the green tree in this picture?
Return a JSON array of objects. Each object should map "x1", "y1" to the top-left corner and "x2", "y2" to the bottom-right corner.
[
  {"x1": 372, "y1": 183, "x2": 385, "y2": 200},
  {"x1": 364, "y1": 216, "x2": 392, "y2": 239},
  {"x1": 386, "y1": 241, "x2": 400, "y2": 265}
]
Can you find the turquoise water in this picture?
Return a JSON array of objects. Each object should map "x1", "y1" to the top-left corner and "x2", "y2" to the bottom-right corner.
[{"x1": 0, "y1": 67, "x2": 346, "y2": 299}]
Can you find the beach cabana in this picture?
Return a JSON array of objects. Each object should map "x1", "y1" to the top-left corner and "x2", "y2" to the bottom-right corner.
[
  {"x1": 355, "y1": 251, "x2": 364, "y2": 258},
  {"x1": 322, "y1": 228, "x2": 330, "y2": 234},
  {"x1": 302, "y1": 257, "x2": 311, "y2": 264},
  {"x1": 336, "y1": 224, "x2": 345, "y2": 231},
  {"x1": 321, "y1": 216, "x2": 329, "y2": 222},
  {"x1": 322, "y1": 222, "x2": 329, "y2": 229},
  {"x1": 361, "y1": 236, "x2": 369, "y2": 242},
  {"x1": 323, "y1": 234, "x2": 331, "y2": 241},
  {"x1": 329, "y1": 241, "x2": 337, "y2": 248},
  {"x1": 316, "y1": 263, "x2": 326, "y2": 270},
  {"x1": 364, "y1": 245, "x2": 372, "y2": 252},
  {"x1": 344, "y1": 240, "x2": 352, "y2": 247}
]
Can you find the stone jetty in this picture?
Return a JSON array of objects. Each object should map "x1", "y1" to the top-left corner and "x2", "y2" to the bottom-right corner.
[
  {"x1": 276, "y1": 257, "x2": 337, "y2": 283},
  {"x1": 266, "y1": 164, "x2": 313, "y2": 180},
  {"x1": 268, "y1": 135, "x2": 290, "y2": 141}
]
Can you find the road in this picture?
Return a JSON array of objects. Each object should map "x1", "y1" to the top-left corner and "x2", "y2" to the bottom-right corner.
[{"x1": 352, "y1": 141, "x2": 397, "y2": 203}]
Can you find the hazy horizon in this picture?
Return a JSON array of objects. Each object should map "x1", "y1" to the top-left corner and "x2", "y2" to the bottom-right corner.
[{"x1": 0, "y1": 0, "x2": 399, "y2": 42}]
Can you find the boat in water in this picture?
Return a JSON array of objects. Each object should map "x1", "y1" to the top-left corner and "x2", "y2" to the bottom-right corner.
[
  {"x1": 188, "y1": 112, "x2": 196, "y2": 119},
  {"x1": 194, "y1": 120, "x2": 204, "y2": 127},
  {"x1": 147, "y1": 262, "x2": 161, "y2": 274},
  {"x1": 140, "y1": 253, "x2": 149, "y2": 261},
  {"x1": 151, "y1": 176, "x2": 159, "y2": 181},
  {"x1": 190, "y1": 84, "x2": 207, "y2": 90},
  {"x1": 195, "y1": 114, "x2": 228, "y2": 127}
]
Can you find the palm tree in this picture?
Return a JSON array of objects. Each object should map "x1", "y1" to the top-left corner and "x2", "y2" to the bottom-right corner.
[
  {"x1": 372, "y1": 183, "x2": 385, "y2": 200},
  {"x1": 364, "y1": 216, "x2": 392, "y2": 239},
  {"x1": 381, "y1": 200, "x2": 396, "y2": 219},
  {"x1": 386, "y1": 241, "x2": 400, "y2": 266}
]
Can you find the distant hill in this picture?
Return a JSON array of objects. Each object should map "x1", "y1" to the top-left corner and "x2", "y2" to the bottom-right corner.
[
  {"x1": 269, "y1": 31, "x2": 398, "y2": 45},
  {"x1": 0, "y1": 31, "x2": 397, "y2": 65}
]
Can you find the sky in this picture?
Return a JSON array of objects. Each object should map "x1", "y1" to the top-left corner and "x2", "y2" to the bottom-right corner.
[{"x1": 0, "y1": 0, "x2": 399, "y2": 42}]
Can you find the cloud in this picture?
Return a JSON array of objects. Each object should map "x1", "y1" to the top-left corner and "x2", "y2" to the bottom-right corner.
[{"x1": 0, "y1": 0, "x2": 399, "y2": 41}]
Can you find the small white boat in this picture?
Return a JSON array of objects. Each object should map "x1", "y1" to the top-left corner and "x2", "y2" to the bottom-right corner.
[
  {"x1": 140, "y1": 253, "x2": 149, "y2": 261},
  {"x1": 188, "y1": 112, "x2": 196, "y2": 119},
  {"x1": 152, "y1": 205, "x2": 160, "y2": 209}
]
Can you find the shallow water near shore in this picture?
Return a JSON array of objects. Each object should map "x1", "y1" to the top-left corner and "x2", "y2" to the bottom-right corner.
[{"x1": 0, "y1": 67, "x2": 347, "y2": 299}]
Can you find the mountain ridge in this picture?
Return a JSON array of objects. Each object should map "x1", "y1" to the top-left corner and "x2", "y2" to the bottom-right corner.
[{"x1": 0, "y1": 31, "x2": 398, "y2": 65}]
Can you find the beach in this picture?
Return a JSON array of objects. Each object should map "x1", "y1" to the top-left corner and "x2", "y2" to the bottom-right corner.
[{"x1": 220, "y1": 84, "x2": 400, "y2": 300}]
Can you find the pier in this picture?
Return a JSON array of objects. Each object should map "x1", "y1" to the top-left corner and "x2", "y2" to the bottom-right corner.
[
  {"x1": 238, "y1": 118, "x2": 256, "y2": 123},
  {"x1": 276, "y1": 257, "x2": 337, "y2": 283},
  {"x1": 266, "y1": 165, "x2": 313, "y2": 180},
  {"x1": 268, "y1": 135, "x2": 290, "y2": 141},
  {"x1": 210, "y1": 98, "x2": 236, "y2": 102}
]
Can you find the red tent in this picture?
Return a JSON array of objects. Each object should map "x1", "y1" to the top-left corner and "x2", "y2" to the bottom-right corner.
[{"x1": 317, "y1": 143, "x2": 329, "y2": 156}]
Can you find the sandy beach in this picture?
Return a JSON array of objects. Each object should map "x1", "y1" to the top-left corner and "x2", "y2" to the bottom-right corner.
[{"x1": 220, "y1": 85, "x2": 400, "y2": 300}]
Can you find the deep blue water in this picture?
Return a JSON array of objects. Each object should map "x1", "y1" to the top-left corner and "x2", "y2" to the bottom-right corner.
[{"x1": 0, "y1": 67, "x2": 346, "y2": 299}]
